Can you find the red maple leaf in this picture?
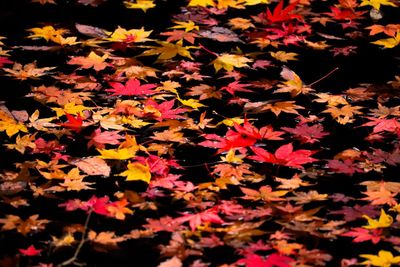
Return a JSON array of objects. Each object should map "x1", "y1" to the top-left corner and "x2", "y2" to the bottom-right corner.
[
  {"x1": 59, "y1": 113, "x2": 83, "y2": 132},
  {"x1": 324, "y1": 7, "x2": 366, "y2": 21},
  {"x1": 266, "y1": 0, "x2": 303, "y2": 23},
  {"x1": 0, "y1": 57, "x2": 13, "y2": 68},
  {"x1": 237, "y1": 253, "x2": 294, "y2": 267},
  {"x1": 144, "y1": 99, "x2": 187, "y2": 121},
  {"x1": 341, "y1": 228, "x2": 382, "y2": 244},
  {"x1": 19, "y1": 245, "x2": 42, "y2": 256},
  {"x1": 249, "y1": 143, "x2": 317, "y2": 169},
  {"x1": 199, "y1": 122, "x2": 284, "y2": 152},
  {"x1": 106, "y1": 78, "x2": 157, "y2": 96}
]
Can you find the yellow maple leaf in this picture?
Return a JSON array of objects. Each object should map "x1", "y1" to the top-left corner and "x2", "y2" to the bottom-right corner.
[
  {"x1": 0, "y1": 109, "x2": 28, "y2": 137},
  {"x1": 363, "y1": 209, "x2": 393, "y2": 229},
  {"x1": 97, "y1": 148, "x2": 137, "y2": 160},
  {"x1": 51, "y1": 35, "x2": 79, "y2": 46},
  {"x1": 177, "y1": 96, "x2": 206, "y2": 109},
  {"x1": 360, "y1": 0, "x2": 396, "y2": 10},
  {"x1": 106, "y1": 26, "x2": 152, "y2": 43},
  {"x1": 270, "y1": 51, "x2": 299, "y2": 62},
  {"x1": 119, "y1": 162, "x2": 151, "y2": 183},
  {"x1": 372, "y1": 31, "x2": 400, "y2": 49},
  {"x1": 211, "y1": 53, "x2": 253, "y2": 72},
  {"x1": 6, "y1": 134, "x2": 36, "y2": 153},
  {"x1": 220, "y1": 149, "x2": 243, "y2": 164},
  {"x1": 27, "y1": 25, "x2": 68, "y2": 42},
  {"x1": 188, "y1": 0, "x2": 215, "y2": 7},
  {"x1": 124, "y1": 0, "x2": 156, "y2": 12},
  {"x1": 141, "y1": 41, "x2": 196, "y2": 60},
  {"x1": 216, "y1": 0, "x2": 245, "y2": 9},
  {"x1": 52, "y1": 102, "x2": 92, "y2": 117},
  {"x1": 243, "y1": 0, "x2": 269, "y2": 5},
  {"x1": 170, "y1": 20, "x2": 199, "y2": 32},
  {"x1": 360, "y1": 250, "x2": 400, "y2": 267}
]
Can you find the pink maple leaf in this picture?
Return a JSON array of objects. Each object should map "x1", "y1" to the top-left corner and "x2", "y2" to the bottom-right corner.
[
  {"x1": 174, "y1": 207, "x2": 224, "y2": 231},
  {"x1": 106, "y1": 78, "x2": 157, "y2": 96}
]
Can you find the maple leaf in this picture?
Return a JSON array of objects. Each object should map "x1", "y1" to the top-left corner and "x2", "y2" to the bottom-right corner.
[
  {"x1": 0, "y1": 214, "x2": 49, "y2": 235},
  {"x1": 240, "y1": 185, "x2": 288, "y2": 202},
  {"x1": 174, "y1": 207, "x2": 224, "y2": 231},
  {"x1": 360, "y1": 0, "x2": 397, "y2": 10},
  {"x1": 188, "y1": 0, "x2": 215, "y2": 7},
  {"x1": 3, "y1": 62, "x2": 55, "y2": 80},
  {"x1": 143, "y1": 99, "x2": 187, "y2": 121},
  {"x1": 342, "y1": 228, "x2": 382, "y2": 244},
  {"x1": 87, "y1": 128, "x2": 123, "y2": 149},
  {"x1": 338, "y1": 0, "x2": 358, "y2": 9},
  {"x1": 362, "y1": 117, "x2": 400, "y2": 135},
  {"x1": 97, "y1": 147, "x2": 137, "y2": 160},
  {"x1": 249, "y1": 143, "x2": 317, "y2": 169},
  {"x1": 361, "y1": 183, "x2": 398, "y2": 206},
  {"x1": 288, "y1": 190, "x2": 328, "y2": 204},
  {"x1": 170, "y1": 20, "x2": 199, "y2": 32},
  {"x1": 281, "y1": 123, "x2": 329, "y2": 144},
  {"x1": 27, "y1": 25, "x2": 68, "y2": 42},
  {"x1": 106, "y1": 199, "x2": 134, "y2": 220},
  {"x1": 245, "y1": 101, "x2": 304, "y2": 116},
  {"x1": 324, "y1": 7, "x2": 366, "y2": 21},
  {"x1": 68, "y1": 51, "x2": 110, "y2": 71},
  {"x1": 59, "y1": 113, "x2": 83, "y2": 132},
  {"x1": 372, "y1": 31, "x2": 400, "y2": 49},
  {"x1": 106, "y1": 78, "x2": 157, "y2": 96},
  {"x1": 119, "y1": 161, "x2": 151, "y2": 183},
  {"x1": 360, "y1": 250, "x2": 400, "y2": 267},
  {"x1": 0, "y1": 56, "x2": 13, "y2": 67},
  {"x1": 72, "y1": 157, "x2": 111, "y2": 177},
  {"x1": 221, "y1": 81, "x2": 253, "y2": 96},
  {"x1": 363, "y1": 209, "x2": 393, "y2": 229},
  {"x1": 270, "y1": 51, "x2": 298, "y2": 62},
  {"x1": 106, "y1": 26, "x2": 152, "y2": 43},
  {"x1": 160, "y1": 30, "x2": 198, "y2": 44},
  {"x1": 323, "y1": 104, "x2": 363, "y2": 124},
  {"x1": 0, "y1": 107, "x2": 29, "y2": 137},
  {"x1": 237, "y1": 253, "x2": 294, "y2": 267},
  {"x1": 326, "y1": 159, "x2": 363, "y2": 175},
  {"x1": 176, "y1": 96, "x2": 207, "y2": 110},
  {"x1": 19, "y1": 245, "x2": 42, "y2": 256},
  {"x1": 266, "y1": 0, "x2": 303, "y2": 23},
  {"x1": 366, "y1": 24, "x2": 400, "y2": 37},
  {"x1": 228, "y1": 17, "x2": 255, "y2": 30},
  {"x1": 211, "y1": 53, "x2": 253, "y2": 72},
  {"x1": 141, "y1": 41, "x2": 196, "y2": 60},
  {"x1": 124, "y1": 0, "x2": 156, "y2": 12}
]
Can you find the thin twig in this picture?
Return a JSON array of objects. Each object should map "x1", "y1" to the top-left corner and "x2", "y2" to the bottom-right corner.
[
  {"x1": 307, "y1": 67, "x2": 339, "y2": 87},
  {"x1": 56, "y1": 210, "x2": 92, "y2": 267}
]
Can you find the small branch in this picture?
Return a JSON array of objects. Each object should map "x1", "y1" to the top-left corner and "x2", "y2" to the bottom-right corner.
[
  {"x1": 307, "y1": 67, "x2": 339, "y2": 87},
  {"x1": 57, "y1": 210, "x2": 92, "y2": 267},
  {"x1": 198, "y1": 43, "x2": 219, "y2": 57}
]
